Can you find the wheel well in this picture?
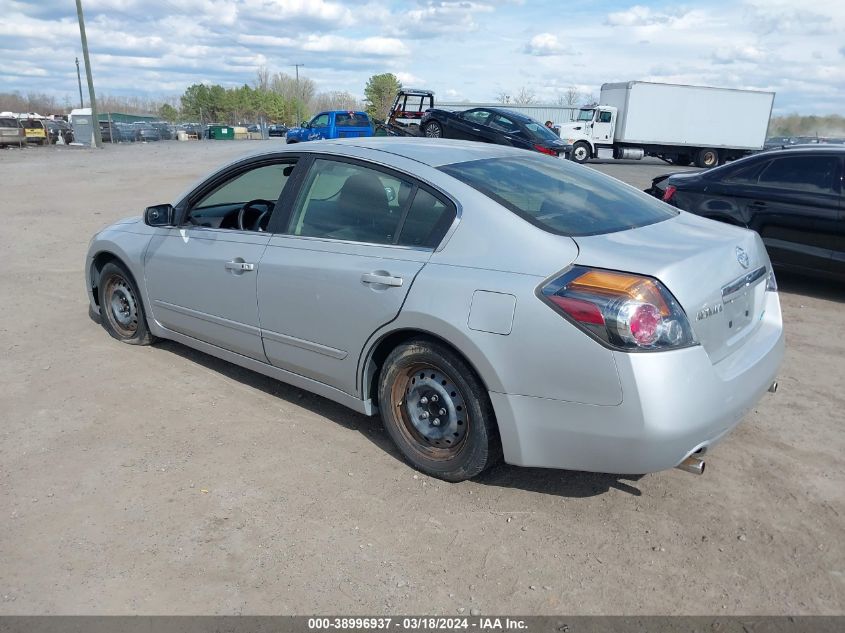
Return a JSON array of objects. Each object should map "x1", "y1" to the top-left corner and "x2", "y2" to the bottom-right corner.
[
  {"x1": 363, "y1": 329, "x2": 490, "y2": 404},
  {"x1": 89, "y1": 252, "x2": 139, "y2": 307}
]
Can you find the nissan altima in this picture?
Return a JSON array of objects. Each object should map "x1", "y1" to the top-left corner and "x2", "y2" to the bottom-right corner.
[{"x1": 86, "y1": 138, "x2": 784, "y2": 482}]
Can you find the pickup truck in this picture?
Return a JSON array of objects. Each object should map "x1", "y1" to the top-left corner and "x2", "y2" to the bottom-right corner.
[{"x1": 286, "y1": 110, "x2": 373, "y2": 143}]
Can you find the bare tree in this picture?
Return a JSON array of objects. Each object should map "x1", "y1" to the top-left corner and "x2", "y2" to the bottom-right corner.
[
  {"x1": 496, "y1": 91, "x2": 511, "y2": 104},
  {"x1": 255, "y1": 66, "x2": 270, "y2": 92},
  {"x1": 581, "y1": 93, "x2": 598, "y2": 107},
  {"x1": 513, "y1": 86, "x2": 535, "y2": 105},
  {"x1": 558, "y1": 86, "x2": 580, "y2": 107},
  {"x1": 312, "y1": 91, "x2": 361, "y2": 113},
  {"x1": 271, "y1": 72, "x2": 316, "y2": 114}
]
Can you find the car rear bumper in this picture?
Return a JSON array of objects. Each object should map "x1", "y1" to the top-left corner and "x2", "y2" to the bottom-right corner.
[{"x1": 490, "y1": 291, "x2": 784, "y2": 474}]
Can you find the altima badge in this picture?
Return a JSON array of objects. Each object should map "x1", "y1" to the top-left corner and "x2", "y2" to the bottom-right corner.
[
  {"x1": 696, "y1": 303, "x2": 724, "y2": 321},
  {"x1": 736, "y1": 246, "x2": 750, "y2": 269}
]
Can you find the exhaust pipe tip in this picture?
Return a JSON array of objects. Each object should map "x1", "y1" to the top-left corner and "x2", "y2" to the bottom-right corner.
[
  {"x1": 676, "y1": 456, "x2": 705, "y2": 475},
  {"x1": 768, "y1": 380, "x2": 778, "y2": 393}
]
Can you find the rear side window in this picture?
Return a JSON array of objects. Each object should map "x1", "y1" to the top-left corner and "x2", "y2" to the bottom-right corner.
[
  {"x1": 0, "y1": 118, "x2": 19, "y2": 127},
  {"x1": 758, "y1": 156, "x2": 839, "y2": 193},
  {"x1": 289, "y1": 159, "x2": 409, "y2": 244},
  {"x1": 440, "y1": 155, "x2": 676, "y2": 236},
  {"x1": 335, "y1": 113, "x2": 370, "y2": 127},
  {"x1": 723, "y1": 160, "x2": 768, "y2": 184},
  {"x1": 397, "y1": 188, "x2": 456, "y2": 248}
]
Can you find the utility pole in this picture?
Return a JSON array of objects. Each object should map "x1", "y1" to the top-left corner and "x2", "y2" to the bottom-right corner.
[
  {"x1": 75, "y1": 0, "x2": 102, "y2": 148},
  {"x1": 293, "y1": 63, "x2": 304, "y2": 125},
  {"x1": 75, "y1": 57, "x2": 84, "y2": 108}
]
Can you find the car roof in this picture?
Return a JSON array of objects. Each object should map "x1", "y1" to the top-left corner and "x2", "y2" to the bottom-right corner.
[
  {"x1": 212, "y1": 138, "x2": 529, "y2": 173},
  {"x1": 761, "y1": 145, "x2": 845, "y2": 155},
  {"x1": 320, "y1": 137, "x2": 526, "y2": 166}
]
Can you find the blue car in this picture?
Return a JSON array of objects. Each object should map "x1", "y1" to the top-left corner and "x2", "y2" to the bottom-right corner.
[{"x1": 286, "y1": 110, "x2": 373, "y2": 143}]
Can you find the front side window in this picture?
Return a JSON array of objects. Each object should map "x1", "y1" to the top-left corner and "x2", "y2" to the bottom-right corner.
[
  {"x1": 185, "y1": 162, "x2": 296, "y2": 230},
  {"x1": 440, "y1": 155, "x2": 676, "y2": 236},
  {"x1": 288, "y1": 160, "x2": 409, "y2": 244},
  {"x1": 758, "y1": 156, "x2": 839, "y2": 193},
  {"x1": 598, "y1": 111, "x2": 613, "y2": 123},
  {"x1": 310, "y1": 113, "x2": 330, "y2": 127}
]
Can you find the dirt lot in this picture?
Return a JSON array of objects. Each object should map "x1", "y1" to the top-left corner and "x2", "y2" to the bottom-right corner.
[{"x1": 1, "y1": 141, "x2": 843, "y2": 615}]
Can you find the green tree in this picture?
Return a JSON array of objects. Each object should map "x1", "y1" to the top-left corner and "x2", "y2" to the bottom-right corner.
[
  {"x1": 158, "y1": 103, "x2": 178, "y2": 122},
  {"x1": 363, "y1": 73, "x2": 401, "y2": 121}
]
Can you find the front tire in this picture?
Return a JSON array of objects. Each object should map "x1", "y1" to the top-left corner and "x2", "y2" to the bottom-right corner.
[
  {"x1": 378, "y1": 339, "x2": 501, "y2": 482},
  {"x1": 423, "y1": 121, "x2": 443, "y2": 138},
  {"x1": 97, "y1": 262, "x2": 153, "y2": 345},
  {"x1": 571, "y1": 141, "x2": 590, "y2": 163}
]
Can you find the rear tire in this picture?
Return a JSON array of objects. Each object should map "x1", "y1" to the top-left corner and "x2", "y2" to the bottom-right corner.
[
  {"x1": 695, "y1": 148, "x2": 719, "y2": 168},
  {"x1": 378, "y1": 339, "x2": 501, "y2": 482},
  {"x1": 423, "y1": 121, "x2": 443, "y2": 138},
  {"x1": 571, "y1": 141, "x2": 590, "y2": 163},
  {"x1": 97, "y1": 262, "x2": 153, "y2": 345}
]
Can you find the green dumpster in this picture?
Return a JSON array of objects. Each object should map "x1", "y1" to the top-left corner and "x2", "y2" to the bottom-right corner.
[{"x1": 208, "y1": 125, "x2": 234, "y2": 140}]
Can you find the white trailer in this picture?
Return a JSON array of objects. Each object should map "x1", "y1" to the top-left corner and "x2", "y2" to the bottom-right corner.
[{"x1": 558, "y1": 81, "x2": 775, "y2": 167}]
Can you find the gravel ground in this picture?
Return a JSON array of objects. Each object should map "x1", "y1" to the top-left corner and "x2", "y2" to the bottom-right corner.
[{"x1": 0, "y1": 141, "x2": 843, "y2": 615}]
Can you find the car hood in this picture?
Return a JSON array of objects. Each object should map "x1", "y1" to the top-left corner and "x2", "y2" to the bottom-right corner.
[{"x1": 573, "y1": 212, "x2": 771, "y2": 364}]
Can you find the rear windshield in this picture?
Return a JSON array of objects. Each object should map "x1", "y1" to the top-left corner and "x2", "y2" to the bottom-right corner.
[
  {"x1": 335, "y1": 113, "x2": 370, "y2": 127},
  {"x1": 523, "y1": 121, "x2": 559, "y2": 142},
  {"x1": 440, "y1": 155, "x2": 677, "y2": 236}
]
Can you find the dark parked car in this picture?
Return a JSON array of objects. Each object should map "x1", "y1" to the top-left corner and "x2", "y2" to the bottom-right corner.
[
  {"x1": 268, "y1": 124, "x2": 288, "y2": 137},
  {"x1": 134, "y1": 126, "x2": 161, "y2": 142},
  {"x1": 98, "y1": 121, "x2": 117, "y2": 143},
  {"x1": 420, "y1": 107, "x2": 571, "y2": 158},
  {"x1": 648, "y1": 147, "x2": 845, "y2": 280},
  {"x1": 48, "y1": 119, "x2": 74, "y2": 144}
]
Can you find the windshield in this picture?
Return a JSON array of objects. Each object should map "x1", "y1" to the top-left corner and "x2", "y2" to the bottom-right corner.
[
  {"x1": 577, "y1": 109, "x2": 595, "y2": 122},
  {"x1": 523, "y1": 121, "x2": 559, "y2": 142},
  {"x1": 440, "y1": 155, "x2": 677, "y2": 236}
]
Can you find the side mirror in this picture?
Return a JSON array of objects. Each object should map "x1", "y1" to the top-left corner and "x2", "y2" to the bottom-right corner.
[
  {"x1": 301, "y1": 121, "x2": 309, "y2": 128},
  {"x1": 384, "y1": 186, "x2": 397, "y2": 202},
  {"x1": 144, "y1": 204, "x2": 175, "y2": 227}
]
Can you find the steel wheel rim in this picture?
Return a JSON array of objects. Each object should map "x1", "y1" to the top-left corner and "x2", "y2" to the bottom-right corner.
[
  {"x1": 574, "y1": 145, "x2": 588, "y2": 161},
  {"x1": 391, "y1": 363, "x2": 469, "y2": 460},
  {"x1": 425, "y1": 123, "x2": 441, "y2": 138},
  {"x1": 703, "y1": 151, "x2": 717, "y2": 167},
  {"x1": 104, "y1": 275, "x2": 138, "y2": 337}
]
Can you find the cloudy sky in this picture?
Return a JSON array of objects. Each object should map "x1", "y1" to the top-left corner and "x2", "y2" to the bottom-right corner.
[{"x1": 1, "y1": 0, "x2": 843, "y2": 114}]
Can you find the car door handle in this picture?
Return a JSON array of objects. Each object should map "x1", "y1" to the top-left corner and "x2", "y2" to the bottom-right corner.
[
  {"x1": 361, "y1": 272, "x2": 403, "y2": 287},
  {"x1": 225, "y1": 260, "x2": 255, "y2": 272}
]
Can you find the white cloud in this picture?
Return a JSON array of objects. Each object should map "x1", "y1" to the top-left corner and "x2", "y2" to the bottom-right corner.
[
  {"x1": 712, "y1": 45, "x2": 767, "y2": 65},
  {"x1": 605, "y1": 5, "x2": 685, "y2": 27},
  {"x1": 523, "y1": 33, "x2": 572, "y2": 56}
]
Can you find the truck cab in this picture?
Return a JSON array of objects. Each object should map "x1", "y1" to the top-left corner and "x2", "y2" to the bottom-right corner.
[
  {"x1": 558, "y1": 107, "x2": 618, "y2": 163},
  {"x1": 286, "y1": 111, "x2": 374, "y2": 144}
]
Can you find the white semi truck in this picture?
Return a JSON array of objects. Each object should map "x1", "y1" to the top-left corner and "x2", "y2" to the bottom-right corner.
[{"x1": 559, "y1": 81, "x2": 775, "y2": 168}]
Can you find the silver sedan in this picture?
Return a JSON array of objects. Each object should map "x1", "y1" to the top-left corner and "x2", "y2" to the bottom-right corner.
[{"x1": 85, "y1": 138, "x2": 784, "y2": 481}]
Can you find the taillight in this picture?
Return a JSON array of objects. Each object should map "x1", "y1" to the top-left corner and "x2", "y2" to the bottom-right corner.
[
  {"x1": 539, "y1": 266, "x2": 697, "y2": 351},
  {"x1": 766, "y1": 268, "x2": 778, "y2": 292},
  {"x1": 662, "y1": 185, "x2": 677, "y2": 202},
  {"x1": 533, "y1": 144, "x2": 557, "y2": 156}
]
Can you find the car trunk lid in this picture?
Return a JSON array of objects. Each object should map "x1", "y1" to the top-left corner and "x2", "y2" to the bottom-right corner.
[{"x1": 573, "y1": 212, "x2": 770, "y2": 363}]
